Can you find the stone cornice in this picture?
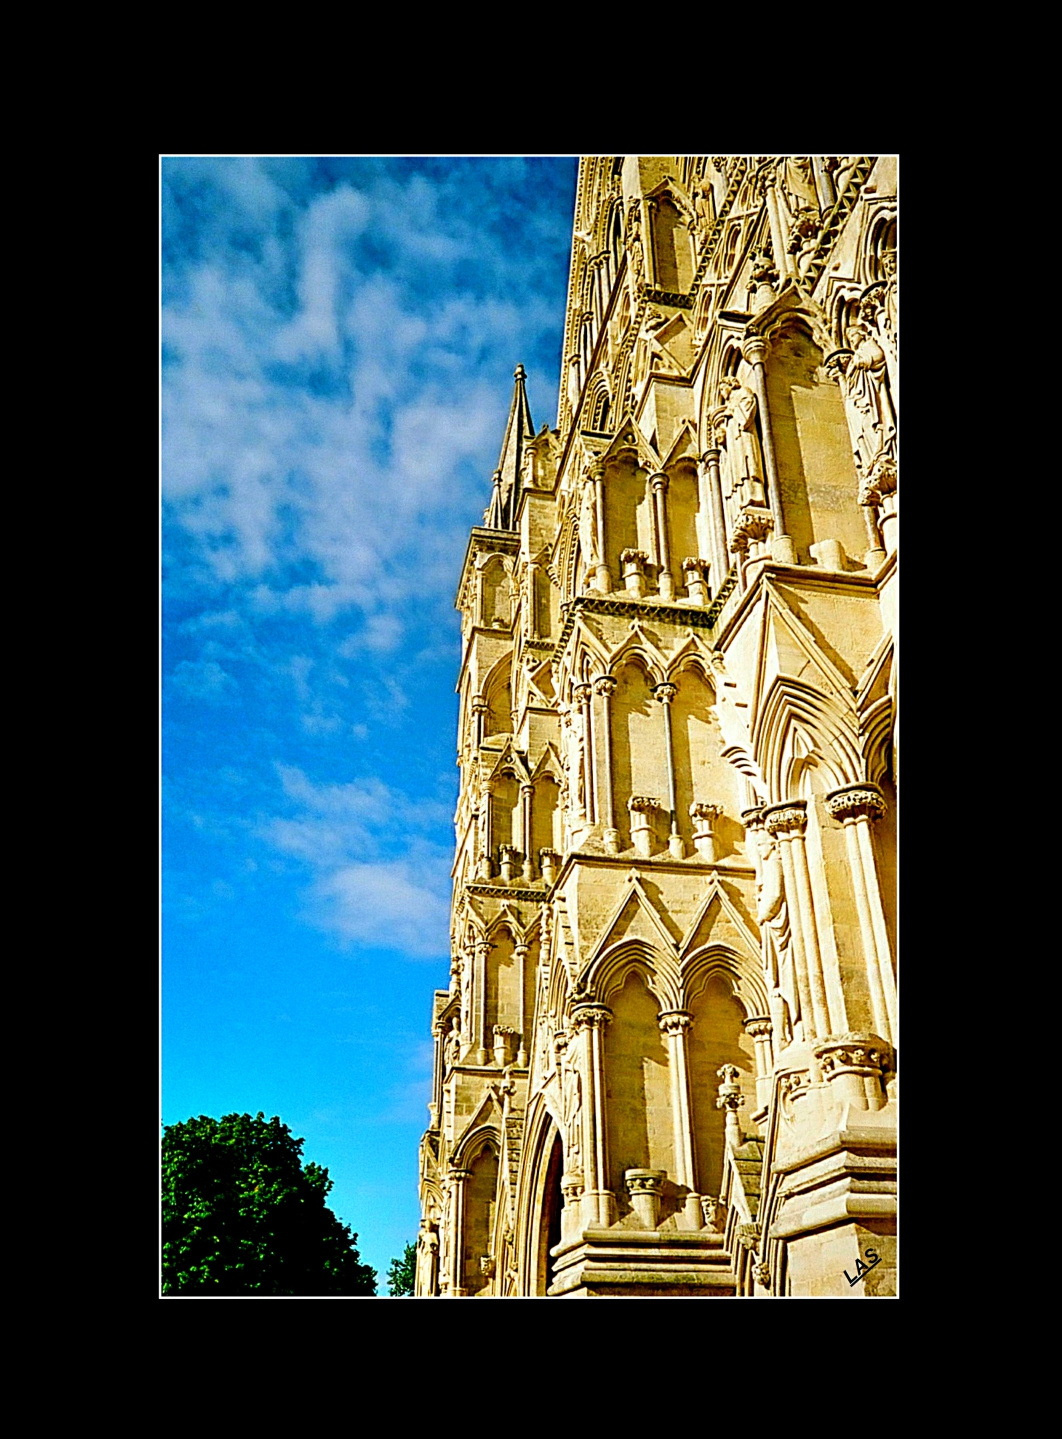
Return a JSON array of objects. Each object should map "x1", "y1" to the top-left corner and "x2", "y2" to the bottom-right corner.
[
  {"x1": 462, "y1": 882, "x2": 548, "y2": 902},
  {"x1": 554, "y1": 573, "x2": 738, "y2": 665}
]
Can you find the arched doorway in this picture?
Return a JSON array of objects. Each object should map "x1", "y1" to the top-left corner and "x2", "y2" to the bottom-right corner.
[{"x1": 534, "y1": 1131, "x2": 564, "y2": 1295}]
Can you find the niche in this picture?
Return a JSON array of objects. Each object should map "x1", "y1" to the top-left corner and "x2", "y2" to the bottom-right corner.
[
  {"x1": 764, "y1": 320, "x2": 866, "y2": 565},
  {"x1": 687, "y1": 972, "x2": 755, "y2": 1198},
  {"x1": 604, "y1": 969, "x2": 674, "y2": 1199},
  {"x1": 462, "y1": 1142, "x2": 500, "y2": 1295}
]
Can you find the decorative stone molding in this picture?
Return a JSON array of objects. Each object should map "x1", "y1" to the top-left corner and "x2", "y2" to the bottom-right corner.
[
  {"x1": 716, "y1": 1064, "x2": 745, "y2": 1148},
  {"x1": 813, "y1": 1032, "x2": 892, "y2": 1111},
  {"x1": 658, "y1": 1009, "x2": 693, "y2": 1036},
  {"x1": 498, "y1": 845, "x2": 522, "y2": 883},
  {"x1": 753, "y1": 1261, "x2": 771, "y2": 1289},
  {"x1": 825, "y1": 783, "x2": 887, "y2": 824},
  {"x1": 729, "y1": 504, "x2": 774, "y2": 556},
  {"x1": 737, "y1": 1221, "x2": 761, "y2": 1253},
  {"x1": 538, "y1": 848, "x2": 561, "y2": 886},
  {"x1": 592, "y1": 675, "x2": 617, "y2": 699},
  {"x1": 561, "y1": 1170, "x2": 585, "y2": 1203},
  {"x1": 570, "y1": 1003, "x2": 613, "y2": 1032},
  {"x1": 690, "y1": 800, "x2": 723, "y2": 859},
  {"x1": 620, "y1": 547, "x2": 650, "y2": 597},
  {"x1": 625, "y1": 1167, "x2": 667, "y2": 1229},
  {"x1": 763, "y1": 800, "x2": 808, "y2": 836},
  {"x1": 681, "y1": 556, "x2": 711, "y2": 605},
  {"x1": 628, "y1": 795, "x2": 662, "y2": 857}
]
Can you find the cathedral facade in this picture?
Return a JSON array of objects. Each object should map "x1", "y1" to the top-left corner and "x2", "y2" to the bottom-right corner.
[{"x1": 415, "y1": 156, "x2": 897, "y2": 1298}]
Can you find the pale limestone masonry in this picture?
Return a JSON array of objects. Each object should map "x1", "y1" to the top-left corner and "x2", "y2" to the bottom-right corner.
[{"x1": 416, "y1": 156, "x2": 897, "y2": 1298}]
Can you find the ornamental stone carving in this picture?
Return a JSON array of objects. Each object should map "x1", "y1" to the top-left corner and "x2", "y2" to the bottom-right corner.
[
  {"x1": 753, "y1": 1261, "x2": 771, "y2": 1289},
  {"x1": 729, "y1": 505, "x2": 773, "y2": 556},
  {"x1": 717, "y1": 376, "x2": 767, "y2": 508},
  {"x1": 764, "y1": 801, "x2": 808, "y2": 836},
  {"x1": 593, "y1": 675, "x2": 617, "y2": 699},
  {"x1": 825, "y1": 784, "x2": 888, "y2": 823},
  {"x1": 570, "y1": 1003, "x2": 613, "y2": 1031},
  {"x1": 658, "y1": 1010, "x2": 693, "y2": 1036}
]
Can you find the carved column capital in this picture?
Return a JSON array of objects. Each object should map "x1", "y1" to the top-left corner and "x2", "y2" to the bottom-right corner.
[
  {"x1": 825, "y1": 783, "x2": 888, "y2": 823},
  {"x1": 627, "y1": 795, "x2": 661, "y2": 814},
  {"x1": 653, "y1": 682, "x2": 677, "y2": 705},
  {"x1": 729, "y1": 505, "x2": 774, "y2": 552},
  {"x1": 592, "y1": 675, "x2": 616, "y2": 699},
  {"x1": 624, "y1": 1167, "x2": 666, "y2": 1197},
  {"x1": 741, "y1": 805, "x2": 766, "y2": 829},
  {"x1": 446, "y1": 1167, "x2": 472, "y2": 1184},
  {"x1": 588, "y1": 459, "x2": 606, "y2": 482},
  {"x1": 570, "y1": 1002, "x2": 613, "y2": 1031},
  {"x1": 572, "y1": 682, "x2": 592, "y2": 705},
  {"x1": 741, "y1": 335, "x2": 771, "y2": 366},
  {"x1": 716, "y1": 1064, "x2": 746, "y2": 1112},
  {"x1": 474, "y1": 938, "x2": 491, "y2": 958},
  {"x1": 763, "y1": 800, "x2": 808, "y2": 836},
  {"x1": 649, "y1": 470, "x2": 670, "y2": 493},
  {"x1": 659, "y1": 1010, "x2": 692, "y2": 1037},
  {"x1": 744, "y1": 1016, "x2": 773, "y2": 1042},
  {"x1": 520, "y1": 782, "x2": 534, "y2": 799},
  {"x1": 813, "y1": 1032, "x2": 892, "y2": 1080}
]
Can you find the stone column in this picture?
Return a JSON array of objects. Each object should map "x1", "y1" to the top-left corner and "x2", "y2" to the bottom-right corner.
[
  {"x1": 811, "y1": 156, "x2": 837, "y2": 210},
  {"x1": 520, "y1": 783, "x2": 534, "y2": 882},
  {"x1": 514, "y1": 942, "x2": 530, "y2": 1065},
  {"x1": 446, "y1": 1167, "x2": 471, "y2": 1296},
  {"x1": 649, "y1": 471, "x2": 675, "y2": 600},
  {"x1": 764, "y1": 803, "x2": 824, "y2": 1039},
  {"x1": 472, "y1": 696, "x2": 487, "y2": 748},
  {"x1": 700, "y1": 442, "x2": 730, "y2": 591},
  {"x1": 741, "y1": 335, "x2": 795, "y2": 564},
  {"x1": 744, "y1": 1016, "x2": 774, "y2": 1113},
  {"x1": 574, "y1": 682, "x2": 594, "y2": 824},
  {"x1": 474, "y1": 939, "x2": 491, "y2": 1065},
  {"x1": 593, "y1": 675, "x2": 620, "y2": 853},
  {"x1": 592, "y1": 461, "x2": 611, "y2": 593},
  {"x1": 625, "y1": 1169, "x2": 666, "y2": 1229},
  {"x1": 480, "y1": 786, "x2": 494, "y2": 880},
  {"x1": 659, "y1": 1010, "x2": 698, "y2": 1210},
  {"x1": 572, "y1": 1002, "x2": 615, "y2": 1227},
  {"x1": 430, "y1": 1021, "x2": 445, "y2": 1125},
  {"x1": 825, "y1": 783, "x2": 895, "y2": 1044},
  {"x1": 813, "y1": 1034, "x2": 891, "y2": 1112},
  {"x1": 760, "y1": 168, "x2": 795, "y2": 281},
  {"x1": 653, "y1": 682, "x2": 684, "y2": 857},
  {"x1": 716, "y1": 1063, "x2": 745, "y2": 1150}
]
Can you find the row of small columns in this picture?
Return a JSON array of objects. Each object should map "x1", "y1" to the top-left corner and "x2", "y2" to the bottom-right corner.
[
  {"x1": 563, "y1": 1002, "x2": 777, "y2": 1232},
  {"x1": 469, "y1": 938, "x2": 531, "y2": 1066},
  {"x1": 476, "y1": 779, "x2": 554, "y2": 883},
  {"x1": 583, "y1": 674, "x2": 692, "y2": 857},
  {"x1": 743, "y1": 785, "x2": 894, "y2": 1046}
]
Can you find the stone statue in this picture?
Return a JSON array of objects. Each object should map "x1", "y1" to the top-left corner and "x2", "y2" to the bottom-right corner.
[
  {"x1": 755, "y1": 826, "x2": 798, "y2": 1039},
  {"x1": 718, "y1": 375, "x2": 767, "y2": 506},
  {"x1": 577, "y1": 470, "x2": 601, "y2": 573},
  {"x1": 831, "y1": 324, "x2": 896, "y2": 479},
  {"x1": 562, "y1": 1053, "x2": 583, "y2": 1163},
  {"x1": 778, "y1": 156, "x2": 819, "y2": 217},
  {"x1": 880, "y1": 248, "x2": 898, "y2": 363}
]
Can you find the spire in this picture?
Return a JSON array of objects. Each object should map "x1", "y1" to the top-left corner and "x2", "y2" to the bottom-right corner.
[{"x1": 482, "y1": 364, "x2": 535, "y2": 530}]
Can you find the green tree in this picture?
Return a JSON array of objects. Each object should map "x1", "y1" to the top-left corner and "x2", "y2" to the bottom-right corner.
[
  {"x1": 162, "y1": 1112, "x2": 377, "y2": 1296},
  {"x1": 387, "y1": 1241, "x2": 417, "y2": 1296}
]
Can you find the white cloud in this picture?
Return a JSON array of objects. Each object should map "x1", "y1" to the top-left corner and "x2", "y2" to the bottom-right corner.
[
  {"x1": 314, "y1": 862, "x2": 450, "y2": 958},
  {"x1": 172, "y1": 658, "x2": 238, "y2": 702}
]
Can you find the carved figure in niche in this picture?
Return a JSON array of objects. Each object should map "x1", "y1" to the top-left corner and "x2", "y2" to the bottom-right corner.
[
  {"x1": 577, "y1": 470, "x2": 601, "y2": 576},
  {"x1": 561, "y1": 1048, "x2": 583, "y2": 1165},
  {"x1": 692, "y1": 178, "x2": 716, "y2": 244},
  {"x1": 778, "y1": 157, "x2": 819, "y2": 218},
  {"x1": 830, "y1": 324, "x2": 896, "y2": 480},
  {"x1": 754, "y1": 826, "x2": 797, "y2": 1044},
  {"x1": 445, "y1": 1017, "x2": 462, "y2": 1070},
  {"x1": 717, "y1": 376, "x2": 767, "y2": 506},
  {"x1": 416, "y1": 1219, "x2": 439, "y2": 1294},
  {"x1": 879, "y1": 247, "x2": 898, "y2": 363}
]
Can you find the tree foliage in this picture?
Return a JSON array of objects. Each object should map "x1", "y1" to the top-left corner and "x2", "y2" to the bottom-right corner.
[
  {"x1": 387, "y1": 1241, "x2": 417, "y2": 1296},
  {"x1": 162, "y1": 1112, "x2": 377, "y2": 1296}
]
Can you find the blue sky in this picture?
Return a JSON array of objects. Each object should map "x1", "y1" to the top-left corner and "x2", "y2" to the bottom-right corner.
[{"x1": 161, "y1": 156, "x2": 579, "y2": 1285}]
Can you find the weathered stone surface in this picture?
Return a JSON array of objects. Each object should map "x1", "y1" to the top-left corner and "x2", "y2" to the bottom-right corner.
[{"x1": 417, "y1": 156, "x2": 897, "y2": 1299}]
